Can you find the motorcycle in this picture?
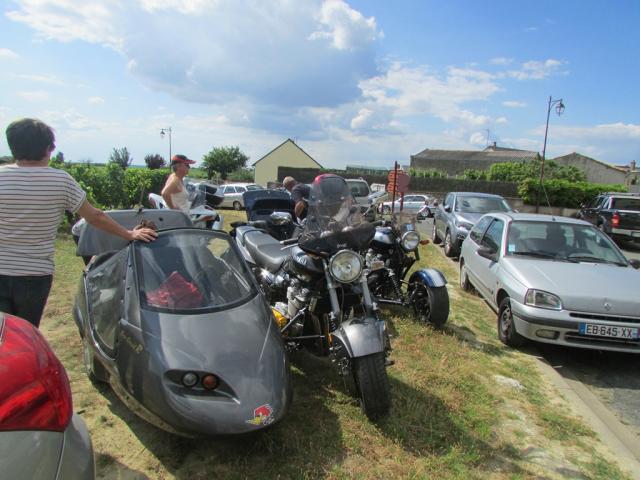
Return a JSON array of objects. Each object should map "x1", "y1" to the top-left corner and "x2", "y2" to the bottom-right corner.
[
  {"x1": 73, "y1": 208, "x2": 291, "y2": 436},
  {"x1": 365, "y1": 212, "x2": 450, "y2": 327},
  {"x1": 148, "y1": 178, "x2": 224, "y2": 230},
  {"x1": 233, "y1": 175, "x2": 392, "y2": 420}
]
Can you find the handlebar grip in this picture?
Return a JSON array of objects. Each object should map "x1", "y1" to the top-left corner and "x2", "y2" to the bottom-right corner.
[{"x1": 280, "y1": 237, "x2": 299, "y2": 246}]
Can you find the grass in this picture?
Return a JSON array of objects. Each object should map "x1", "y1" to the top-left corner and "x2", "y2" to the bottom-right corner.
[{"x1": 39, "y1": 216, "x2": 631, "y2": 479}]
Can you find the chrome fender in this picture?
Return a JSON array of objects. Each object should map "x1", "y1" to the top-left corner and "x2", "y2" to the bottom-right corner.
[
  {"x1": 409, "y1": 268, "x2": 447, "y2": 288},
  {"x1": 333, "y1": 316, "x2": 385, "y2": 358}
]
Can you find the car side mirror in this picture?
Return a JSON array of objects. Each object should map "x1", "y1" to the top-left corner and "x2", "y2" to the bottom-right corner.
[
  {"x1": 629, "y1": 259, "x2": 640, "y2": 270},
  {"x1": 477, "y1": 246, "x2": 498, "y2": 262},
  {"x1": 444, "y1": 205, "x2": 451, "y2": 213}
]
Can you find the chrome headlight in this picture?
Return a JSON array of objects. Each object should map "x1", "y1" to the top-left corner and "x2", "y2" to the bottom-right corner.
[
  {"x1": 329, "y1": 250, "x2": 363, "y2": 283},
  {"x1": 525, "y1": 289, "x2": 563, "y2": 310},
  {"x1": 401, "y1": 231, "x2": 421, "y2": 251}
]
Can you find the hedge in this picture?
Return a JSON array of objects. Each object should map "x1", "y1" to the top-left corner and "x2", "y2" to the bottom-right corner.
[{"x1": 518, "y1": 179, "x2": 628, "y2": 208}]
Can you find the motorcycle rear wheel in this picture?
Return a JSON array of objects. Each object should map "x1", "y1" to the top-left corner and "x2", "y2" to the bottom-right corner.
[
  {"x1": 353, "y1": 353, "x2": 391, "y2": 421},
  {"x1": 411, "y1": 283, "x2": 450, "y2": 328}
]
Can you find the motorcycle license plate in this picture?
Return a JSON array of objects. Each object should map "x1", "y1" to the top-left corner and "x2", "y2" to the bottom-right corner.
[{"x1": 579, "y1": 323, "x2": 639, "y2": 339}]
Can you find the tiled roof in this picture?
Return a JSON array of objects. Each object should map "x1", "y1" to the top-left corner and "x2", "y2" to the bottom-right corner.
[{"x1": 411, "y1": 146, "x2": 537, "y2": 162}]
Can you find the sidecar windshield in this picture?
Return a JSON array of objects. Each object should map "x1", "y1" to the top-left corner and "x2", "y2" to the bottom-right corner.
[
  {"x1": 299, "y1": 174, "x2": 374, "y2": 256},
  {"x1": 135, "y1": 229, "x2": 256, "y2": 312}
]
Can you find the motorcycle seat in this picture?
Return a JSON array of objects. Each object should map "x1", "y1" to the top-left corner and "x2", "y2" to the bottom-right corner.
[{"x1": 243, "y1": 230, "x2": 290, "y2": 272}]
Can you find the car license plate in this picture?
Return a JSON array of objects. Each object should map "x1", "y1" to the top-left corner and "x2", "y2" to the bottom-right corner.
[{"x1": 579, "y1": 323, "x2": 639, "y2": 339}]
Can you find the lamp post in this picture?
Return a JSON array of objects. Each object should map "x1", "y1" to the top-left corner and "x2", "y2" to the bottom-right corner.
[
  {"x1": 536, "y1": 96, "x2": 565, "y2": 213},
  {"x1": 160, "y1": 127, "x2": 172, "y2": 162}
]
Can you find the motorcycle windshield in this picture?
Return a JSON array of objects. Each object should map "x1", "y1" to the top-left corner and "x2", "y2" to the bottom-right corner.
[
  {"x1": 135, "y1": 229, "x2": 257, "y2": 313},
  {"x1": 299, "y1": 174, "x2": 374, "y2": 256}
]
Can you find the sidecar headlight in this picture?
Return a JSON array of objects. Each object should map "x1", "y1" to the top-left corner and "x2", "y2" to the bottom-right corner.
[
  {"x1": 401, "y1": 231, "x2": 421, "y2": 251},
  {"x1": 329, "y1": 250, "x2": 363, "y2": 283}
]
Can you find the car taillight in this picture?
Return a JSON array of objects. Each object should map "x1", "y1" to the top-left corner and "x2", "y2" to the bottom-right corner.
[
  {"x1": 0, "y1": 313, "x2": 73, "y2": 432},
  {"x1": 612, "y1": 212, "x2": 620, "y2": 228}
]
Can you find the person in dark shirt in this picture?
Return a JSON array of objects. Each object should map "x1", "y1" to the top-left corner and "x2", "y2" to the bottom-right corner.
[{"x1": 283, "y1": 176, "x2": 310, "y2": 220}]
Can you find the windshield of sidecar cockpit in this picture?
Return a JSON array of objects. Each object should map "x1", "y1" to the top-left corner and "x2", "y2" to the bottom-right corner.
[{"x1": 134, "y1": 230, "x2": 256, "y2": 312}]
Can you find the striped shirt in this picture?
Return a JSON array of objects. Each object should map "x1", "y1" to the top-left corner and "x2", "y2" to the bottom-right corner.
[{"x1": 0, "y1": 165, "x2": 86, "y2": 275}]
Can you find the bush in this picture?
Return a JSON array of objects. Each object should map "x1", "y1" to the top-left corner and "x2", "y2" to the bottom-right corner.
[
  {"x1": 488, "y1": 159, "x2": 586, "y2": 183},
  {"x1": 460, "y1": 169, "x2": 488, "y2": 181},
  {"x1": 518, "y1": 179, "x2": 627, "y2": 208}
]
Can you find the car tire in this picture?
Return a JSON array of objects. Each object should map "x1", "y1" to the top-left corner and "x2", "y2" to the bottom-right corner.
[
  {"x1": 233, "y1": 201, "x2": 242, "y2": 211},
  {"x1": 497, "y1": 297, "x2": 526, "y2": 348},
  {"x1": 444, "y1": 230, "x2": 459, "y2": 257},
  {"x1": 431, "y1": 221, "x2": 441, "y2": 244},
  {"x1": 459, "y1": 259, "x2": 472, "y2": 292}
]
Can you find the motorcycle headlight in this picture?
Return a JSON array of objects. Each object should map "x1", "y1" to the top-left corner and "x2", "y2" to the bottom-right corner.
[
  {"x1": 400, "y1": 231, "x2": 421, "y2": 251},
  {"x1": 525, "y1": 289, "x2": 563, "y2": 310},
  {"x1": 329, "y1": 250, "x2": 363, "y2": 283}
]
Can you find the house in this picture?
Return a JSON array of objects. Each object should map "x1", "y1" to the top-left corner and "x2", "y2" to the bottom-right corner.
[
  {"x1": 551, "y1": 152, "x2": 627, "y2": 185},
  {"x1": 410, "y1": 143, "x2": 537, "y2": 176},
  {"x1": 252, "y1": 139, "x2": 323, "y2": 187}
]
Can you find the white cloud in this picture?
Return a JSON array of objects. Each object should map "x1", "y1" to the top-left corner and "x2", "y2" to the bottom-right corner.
[
  {"x1": 17, "y1": 90, "x2": 50, "y2": 101},
  {"x1": 507, "y1": 59, "x2": 567, "y2": 80},
  {"x1": 87, "y1": 96, "x2": 105, "y2": 104},
  {"x1": 495, "y1": 116, "x2": 507, "y2": 124},
  {"x1": 0, "y1": 48, "x2": 20, "y2": 60},
  {"x1": 13, "y1": 73, "x2": 64, "y2": 85},
  {"x1": 309, "y1": 0, "x2": 382, "y2": 51},
  {"x1": 490, "y1": 57, "x2": 512, "y2": 66},
  {"x1": 502, "y1": 100, "x2": 527, "y2": 108}
]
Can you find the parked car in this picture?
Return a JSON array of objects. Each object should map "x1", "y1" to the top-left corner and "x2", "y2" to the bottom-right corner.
[
  {"x1": 218, "y1": 183, "x2": 264, "y2": 210},
  {"x1": 575, "y1": 192, "x2": 640, "y2": 245},
  {"x1": 432, "y1": 192, "x2": 512, "y2": 257},
  {"x1": 459, "y1": 212, "x2": 640, "y2": 353},
  {"x1": 345, "y1": 178, "x2": 376, "y2": 222},
  {"x1": 381, "y1": 194, "x2": 433, "y2": 216},
  {"x1": 0, "y1": 312, "x2": 95, "y2": 479}
]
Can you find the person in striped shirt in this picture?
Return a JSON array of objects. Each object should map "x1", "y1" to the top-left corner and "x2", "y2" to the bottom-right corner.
[{"x1": 0, "y1": 118, "x2": 157, "y2": 328}]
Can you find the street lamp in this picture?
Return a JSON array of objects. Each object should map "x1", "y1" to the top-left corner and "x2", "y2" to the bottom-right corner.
[
  {"x1": 160, "y1": 127, "x2": 172, "y2": 162},
  {"x1": 536, "y1": 96, "x2": 565, "y2": 213}
]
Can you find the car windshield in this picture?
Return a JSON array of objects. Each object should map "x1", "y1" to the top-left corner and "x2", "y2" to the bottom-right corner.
[
  {"x1": 135, "y1": 230, "x2": 255, "y2": 312},
  {"x1": 611, "y1": 197, "x2": 640, "y2": 211},
  {"x1": 506, "y1": 221, "x2": 628, "y2": 265},
  {"x1": 455, "y1": 196, "x2": 510, "y2": 213},
  {"x1": 348, "y1": 181, "x2": 370, "y2": 197}
]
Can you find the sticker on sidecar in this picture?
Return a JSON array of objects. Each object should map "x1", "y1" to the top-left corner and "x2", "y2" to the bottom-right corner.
[{"x1": 246, "y1": 404, "x2": 275, "y2": 426}]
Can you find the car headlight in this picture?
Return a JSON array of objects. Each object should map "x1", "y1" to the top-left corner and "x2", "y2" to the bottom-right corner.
[
  {"x1": 525, "y1": 289, "x2": 563, "y2": 310},
  {"x1": 401, "y1": 231, "x2": 421, "y2": 251},
  {"x1": 329, "y1": 250, "x2": 363, "y2": 283}
]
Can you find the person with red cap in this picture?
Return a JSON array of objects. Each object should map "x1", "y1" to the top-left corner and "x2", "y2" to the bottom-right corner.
[{"x1": 161, "y1": 154, "x2": 196, "y2": 214}]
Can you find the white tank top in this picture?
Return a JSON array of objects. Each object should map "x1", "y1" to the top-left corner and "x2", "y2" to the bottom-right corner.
[{"x1": 171, "y1": 186, "x2": 191, "y2": 214}]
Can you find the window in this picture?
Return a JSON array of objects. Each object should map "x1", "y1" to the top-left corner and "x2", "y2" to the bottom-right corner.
[
  {"x1": 444, "y1": 194, "x2": 453, "y2": 209},
  {"x1": 469, "y1": 216, "x2": 493, "y2": 244},
  {"x1": 347, "y1": 181, "x2": 370, "y2": 197},
  {"x1": 482, "y1": 219, "x2": 504, "y2": 252},
  {"x1": 611, "y1": 197, "x2": 640, "y2": 211},
  {"x1": 225, "y1": 186, "x2": 236, "y2": 194},
  {"x1": 87, "y1": 249, "x2": 128, "y2": 353},
  {"x1": 236, "y1": 186, "x2": 247, "y2": 193},
  {"x1": 246, "y1": 184, "x2": 263, "y2": 191}
]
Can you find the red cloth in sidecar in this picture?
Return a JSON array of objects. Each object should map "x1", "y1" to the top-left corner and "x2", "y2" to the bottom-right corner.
[{"x1": 146, "y1": 271, "x2": 204, "y2": 308}]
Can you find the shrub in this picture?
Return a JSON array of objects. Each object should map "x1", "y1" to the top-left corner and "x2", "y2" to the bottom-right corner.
[{"x1": 518, "y1": 179, "x2": 627, "y2": 208}]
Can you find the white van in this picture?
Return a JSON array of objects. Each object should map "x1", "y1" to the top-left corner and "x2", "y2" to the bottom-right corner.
[{"x1": 345, "y1": 178, "x2": 375, "y2": 221}]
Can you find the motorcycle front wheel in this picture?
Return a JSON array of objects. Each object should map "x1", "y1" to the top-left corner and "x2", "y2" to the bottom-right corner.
[
  {"x1": 411, "y1": 282, "x2": 450, "y2": 328},
  {"x1": 353, "y1": 352, "x2": 391, "y2": 421}
]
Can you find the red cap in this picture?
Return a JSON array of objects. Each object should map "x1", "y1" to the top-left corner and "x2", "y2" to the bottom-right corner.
[{"x1": 171, "y1": 154, "x2": 196, "y2": 165}]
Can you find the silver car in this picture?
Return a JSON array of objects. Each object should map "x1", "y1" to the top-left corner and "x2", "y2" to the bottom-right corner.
[
  {"x1": 0, "y1": 312, "x2": 95, "y2": 479},
  {"x1": 381, "y1": 194, "x2": 432, "y2": 216},
  {"x1": 218, "y1": 183, "x2": 264, "y2": 210},
  {"x1": 459, "y1": 213, "x2": 640, "y2": 353}
]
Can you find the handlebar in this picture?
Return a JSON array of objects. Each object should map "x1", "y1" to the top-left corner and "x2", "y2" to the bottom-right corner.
[{"x1": 280, "y1": 237, "x2": 299, "y2": 246}]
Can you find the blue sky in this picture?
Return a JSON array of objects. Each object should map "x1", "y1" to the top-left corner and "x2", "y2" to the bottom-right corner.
[{"x1": 1, "y1": 0, "x2": 638, "y2": 169}]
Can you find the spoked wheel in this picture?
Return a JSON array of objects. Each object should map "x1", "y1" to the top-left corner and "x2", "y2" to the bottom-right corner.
[
  {"x1": 431, "y1": 221, "x2": 441, "y2": 244},
  {"x1": 82, "y1": 335, "x2": 109, "y2": 385},
  {"x1": 498, "y1": 297, "x2": 526, "y2": 347},
  {"x1": 352, "y1": 353, "x2": 390, "y2": 421},
  {"x1": 411, "y1": 282, "x2": 450, "y2": 328}
]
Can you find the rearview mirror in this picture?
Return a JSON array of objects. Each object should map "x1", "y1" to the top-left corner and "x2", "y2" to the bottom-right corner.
[
  {"x1": 629, "y1": 259, "x2": 640, "y2": 270},
  {"x1": 477, "y1": 246, "x2": 498, "y2": 262}
]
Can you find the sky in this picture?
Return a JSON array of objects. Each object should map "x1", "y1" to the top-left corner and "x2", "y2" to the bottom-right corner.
[{"x1": 0, "y1": 0, "x2": 639, "y2": 169}]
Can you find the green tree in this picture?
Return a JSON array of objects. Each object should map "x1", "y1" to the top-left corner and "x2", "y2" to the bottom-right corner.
[
  {"x1": 144, "y1": 153, "x2": 166, "y2": 170},
  {"x1": 109, "y1": 147, "x2": 132, "y2": 169},
  {"x1": 202, "y1": 146, "x2": 249, "y2": 180},
  {"x1": 49, "y1": 151, "x2": 65, "y2": 168}
]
